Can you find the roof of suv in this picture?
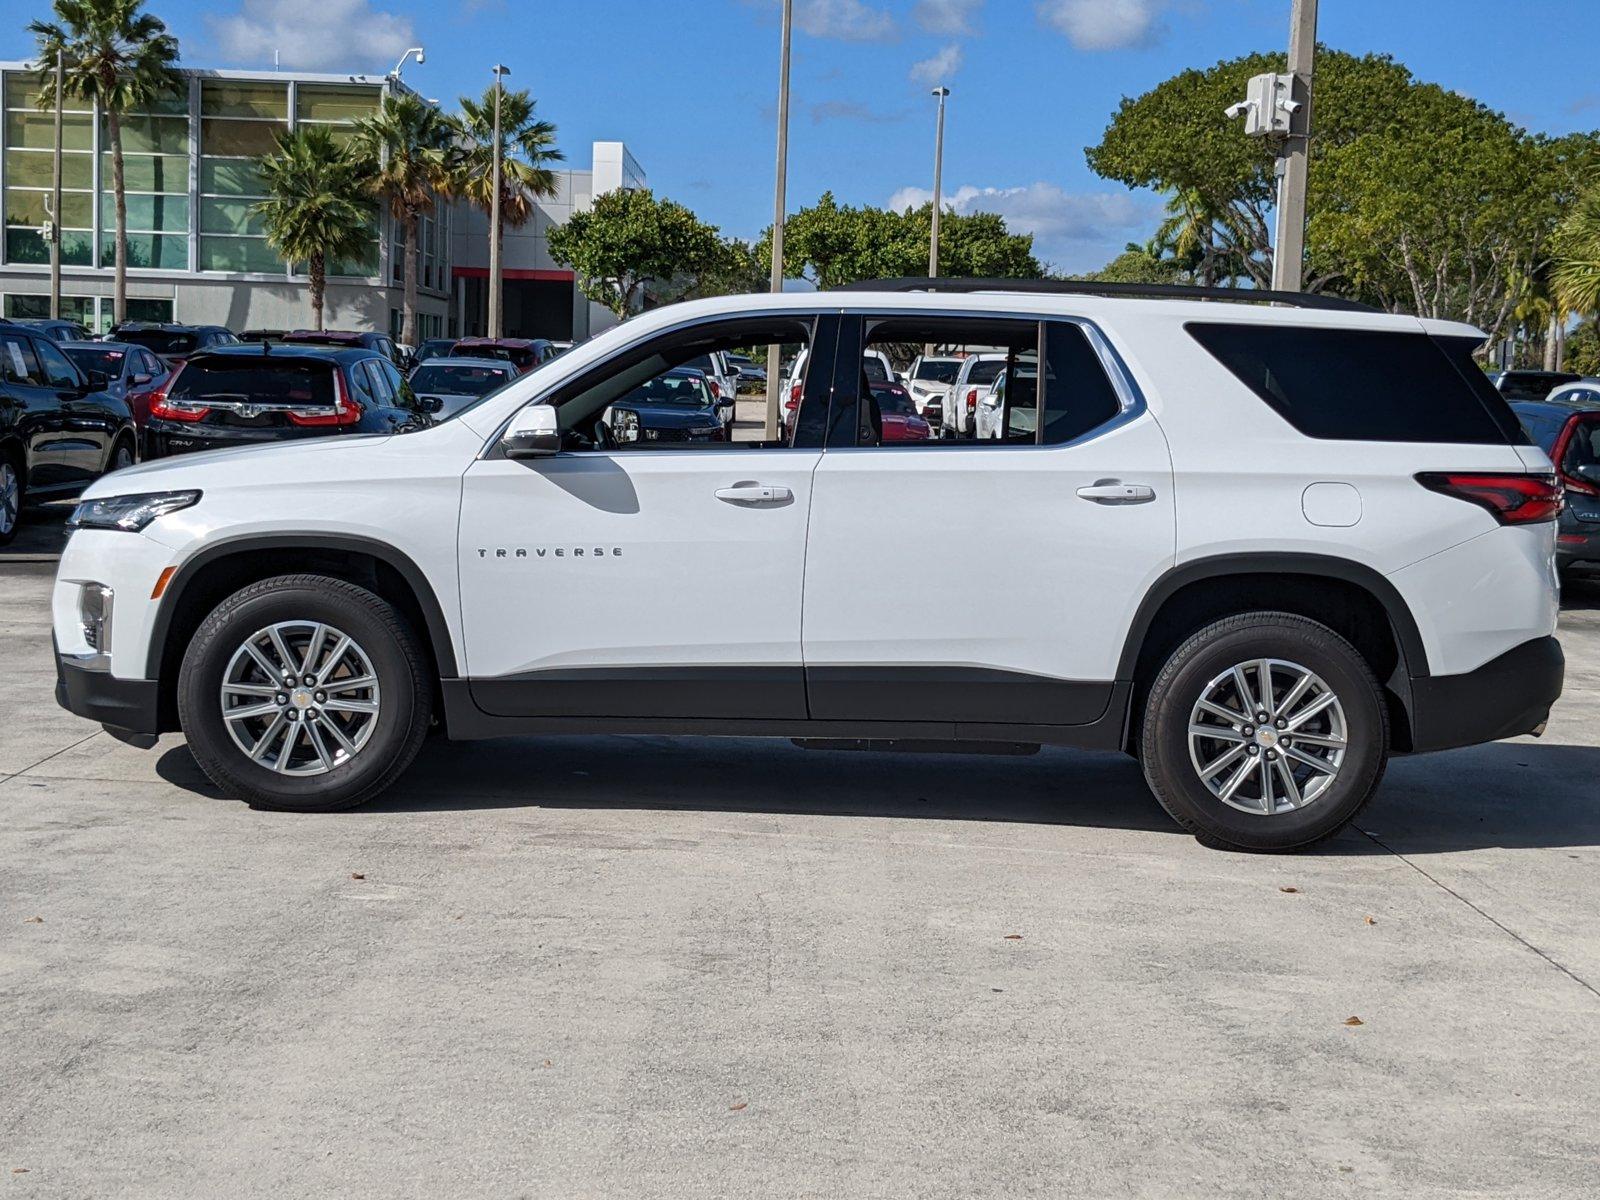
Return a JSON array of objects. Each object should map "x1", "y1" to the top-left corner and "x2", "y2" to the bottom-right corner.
[{"x1": 188, "y1": 343, "x2": 382, "y2": 364}]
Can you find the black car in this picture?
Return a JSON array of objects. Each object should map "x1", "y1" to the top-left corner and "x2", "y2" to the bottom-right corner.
[
  {"x1": 107, "y1": 322, "x2": 239, "y2": 367},
  {"x1": 1494, "y1": 369, "x2": 1581, "y2": 402},
  {"x1": 1511, "y1": 384, "x2": 1600, "y2": 573},
  {"x1": 11, "y1": 317, "x2": 95, "y2": 343},
  {"x1": 281, "y1": 329, "x2": 405, "y2": 370},
  {"x1": 144, "y1": 344, "x2": 434, "y2": 459},
  {"x1": 604, "y1": 367, "x2": 731, "y2": 444},
  {"x1": 0, "y1": 323, "x2": 138, "y2": 544}
]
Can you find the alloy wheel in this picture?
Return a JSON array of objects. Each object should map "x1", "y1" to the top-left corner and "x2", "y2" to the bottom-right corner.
[
  {"x1": 0, "y1": 461, "x2": 17, "y2": 536},
  {"x1": 220, "y1": 620, "x2": 381, "y2": 775},
  {"x1": 1186, "y1": 657, "x2": 1348, "y2": 815}
]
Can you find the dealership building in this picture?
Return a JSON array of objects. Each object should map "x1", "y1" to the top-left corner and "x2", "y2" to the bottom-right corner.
[{"x1": 0, "y1": 61, "x2": 640, "y2": 341}]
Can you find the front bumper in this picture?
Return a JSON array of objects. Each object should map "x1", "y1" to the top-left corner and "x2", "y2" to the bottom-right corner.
[
  {"x1": 1406, "y1": 635, "x2": 1564, "y2": 753},
  {"x1": 55, "y1": 648, "x2": 161, "y2": 740}
]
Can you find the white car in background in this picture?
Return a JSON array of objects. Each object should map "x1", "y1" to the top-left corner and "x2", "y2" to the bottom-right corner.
[
  {"x1": 781, "y1": 348, "x2": 894, "y2": 431},
  {"x1": 905, "y1": 355, "x2": 962, "y2": 426},
  {"x1": 942, "y1": 353, "x2": 1009, "y2": 437},
  {"x1": 975, "y1": 364, "x2": 1041, "y2": 441},
  {"x1": 683, "y1": 350, "x2": 741, "y2": 409}
]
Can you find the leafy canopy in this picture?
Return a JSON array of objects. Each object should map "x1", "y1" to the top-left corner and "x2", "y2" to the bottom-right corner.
[
  {"x1": 253, "y1": 126, "x2": 374, "y2": 277},
  {"x1": 452, "y1": 86, "x2": 564, "y2": 229},
  {"x1": 547, "y1": 188, "x2": 727, "y2": 316}
]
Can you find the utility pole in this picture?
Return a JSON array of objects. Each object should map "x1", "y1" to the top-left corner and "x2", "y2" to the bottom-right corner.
[
  {"x1": 763, "y1": 0, "x2": 793, "y2": 440},
  {"x1": 928, "y1": 86, "x2": 949, "y2": 278},
  {"x1": 1270, "y1": 0, "x2": 1316, "y2": 292},
  {"x1": 488, "y1": 64, "x2": 510, "y2": 339},
  {"x1": 49, "y1": 48, "x2": 64, "y2": 320}
]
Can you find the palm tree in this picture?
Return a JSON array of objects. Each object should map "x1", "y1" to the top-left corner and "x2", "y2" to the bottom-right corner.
[
  {"x1": 351, "y1": 93, "x2": 456, "y2": 347},
  {"x1": 451, "y1": 86, "x2": 564, "y2": 335},
  {"x1": 1554, "y1": 177, "x2": 1600, "y2": 345},
  {"x1": 29, "y1": 0, "x2": 182, "y2": 325},
  {"x1": 252, "y1": 126, "x2": 373, "y2": 331}
]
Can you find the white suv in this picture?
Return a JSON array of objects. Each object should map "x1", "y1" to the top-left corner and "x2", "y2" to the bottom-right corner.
[{"x1": 52, "y1": 281, "x2": 1564, "y2": 852}]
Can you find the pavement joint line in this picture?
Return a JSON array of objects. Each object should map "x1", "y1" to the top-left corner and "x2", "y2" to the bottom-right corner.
[
  {"x1": 1360, "y1": 826, "x2": 1600, "y2": 1004},
  {"x1": 0, "y1": 731, "x2": 104, "y2": 784}
]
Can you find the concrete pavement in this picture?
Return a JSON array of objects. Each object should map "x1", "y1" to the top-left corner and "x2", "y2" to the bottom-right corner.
[{"x1": 3, "y1": 561, "x2": 1599, "y2": 1197}]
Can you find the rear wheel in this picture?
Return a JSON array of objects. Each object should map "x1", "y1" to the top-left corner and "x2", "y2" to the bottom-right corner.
[
  {"x1": 1138, "y1": 612, "x2": 1388, "y2": 852},
  {"x1": 108, "y1": 435, "x2": 136, "y2": 473},
  {"x1": 0, "y1": 451, "x2": 21, "y2": 546},
  {"x1": 178, "y1": 574, "x2": 432, "y2": 811}
]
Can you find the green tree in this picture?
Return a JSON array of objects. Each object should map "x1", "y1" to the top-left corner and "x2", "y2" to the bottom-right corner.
[
  {"x1": 753, "y1": 191, "x2": 1040, "y2": 288},
  {"x1": 352, "y1": 93, "x2": 455, "y2": 345},
  {"x1": 29, "y1": 0, "x2": 183, "y2": 324},
  {"x1": 452, "y1": 86, "x2": 564, "y2": 326},
  {"x1": 1076, "y1": 246, "x2": 1182, "y2": 285},
  {"x1": 252, "y1": 126, "x2": 374, "y2": 331},
  {"x1": 547, "y1": 188, "x2": 726, "y2": 317},
  {"x1": 1554, "y1": 174, "x2": 1600, "y2": 340}
]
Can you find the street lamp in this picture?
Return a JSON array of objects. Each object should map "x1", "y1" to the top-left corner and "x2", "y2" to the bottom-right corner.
[
  {"x1": 488, "y1": 64, "x2": 510, "y2": 339},
  {"x1": 929, "y1": 86, "x2": 950, "y2": 279},
  {"x1": 764, "y1": 0, "x2": 794, "y2": 439}
]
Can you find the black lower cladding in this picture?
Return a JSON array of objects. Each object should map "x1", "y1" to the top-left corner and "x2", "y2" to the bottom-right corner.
[
  {"x1": 1406, "y1": 635, "x2": 1564, "y2": 753},
  {"x1": 469, "y1": 663, "x2": 1115, "y2": 726},
  {"x1": 55, "y1": 654, "x2": 161, "y2": 736}
]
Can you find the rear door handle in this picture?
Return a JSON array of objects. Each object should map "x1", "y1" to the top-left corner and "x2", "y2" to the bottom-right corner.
[
  {"x1": 1076, "y1": 479, "x2": 1156, "y2": 505},
  {"x1": 715, "y1": 482, "x2": 793, "y2": 506}
]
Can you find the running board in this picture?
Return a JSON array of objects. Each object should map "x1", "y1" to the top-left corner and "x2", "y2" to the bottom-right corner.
[{"x1": 790, "y1": 738, "x2": 1040, "y2": 756}]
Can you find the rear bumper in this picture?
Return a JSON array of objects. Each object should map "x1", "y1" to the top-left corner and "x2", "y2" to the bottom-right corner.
[
  {"x1": 1406, "y1": 636, "x2": 1564, "y2": 753},
  {"x1": 55, "y1": 649, "x2": 161, "y2": 740}
]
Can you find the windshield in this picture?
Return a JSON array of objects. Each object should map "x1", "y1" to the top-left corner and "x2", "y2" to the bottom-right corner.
[
  {"x1": 456, "y1": 343, "x2": 534, "y2": 368},
  {"x1": 966, "y1": 360, "x2": 1005, "y2": 386},
  {"x1": 621, "y1": 373, "x2": 712, "y2": 408},
  {"x1": 410, "y1": 363, "x2": 512, "y2": 396},
  {"x1": 1499, "y1": 372, "x2": 1580, "y2": 401},
  {"x1": 913, "y1": 360, "x2": 959, "y2": 383},
  {"x1": 62, "y1": 347, "x2": 125, "y2": 376},
  {"x1": 119, "y1": 330, "x2": 197, "y2": 355}
]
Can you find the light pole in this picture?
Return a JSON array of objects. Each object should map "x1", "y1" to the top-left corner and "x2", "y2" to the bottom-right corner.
[
  {"x1": 929, "y1": 86, "x2": 949, "y2": 279},
  {"x1": 49, "y1": 48, "x2": 63, "y2": 321},
  {"x1": 488, "y1": 64, "x2": 510, "y2": 339},
  {"x1": 764, "y1": 0, "x2": 793, "y2": 440},
  {"x1": 1271, "y1": 0, "x2": 1316, "y2": 292}
]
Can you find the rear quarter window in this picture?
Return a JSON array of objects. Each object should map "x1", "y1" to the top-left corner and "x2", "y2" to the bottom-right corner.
[{"x1": 1186, "y1": 323, "x2": 1524, "y2": 445}]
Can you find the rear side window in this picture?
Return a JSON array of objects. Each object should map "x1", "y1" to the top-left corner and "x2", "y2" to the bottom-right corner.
[
  {"x1": 1187, "y1": 323, "x2": 1523, "y2": 445},
  {"x1": 169, "y1": 358, "x2": 335, "y2": 405}
]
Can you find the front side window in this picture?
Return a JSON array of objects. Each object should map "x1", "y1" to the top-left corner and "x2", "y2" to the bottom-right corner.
[{"x1": 33, "y1": 338, "x2": 81, "y2": 388}]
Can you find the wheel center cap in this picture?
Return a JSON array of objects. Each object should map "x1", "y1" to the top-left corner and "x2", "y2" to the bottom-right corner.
[
  {"x1": 1255, "y1": 728, "x2": 1279, "y2": 749},
  {"x1": 290, "y1": 688, "x2": 315, "y2": 710}
]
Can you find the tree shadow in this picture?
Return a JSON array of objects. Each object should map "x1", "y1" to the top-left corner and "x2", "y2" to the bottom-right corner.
[{"x1": 155, "y1": 733, "x2": 1600, "y2": 854}]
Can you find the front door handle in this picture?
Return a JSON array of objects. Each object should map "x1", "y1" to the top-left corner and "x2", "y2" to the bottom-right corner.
[
  {"x1": 1076, "y1": 479, "x2": 1156, "y2": 505},
  {"x1": 715, "y1": 482, "x2": 793, "y2": 506}
]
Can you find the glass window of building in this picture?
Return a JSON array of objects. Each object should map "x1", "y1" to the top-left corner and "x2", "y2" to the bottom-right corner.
[
  {"x1": 296, "y1": 85, "x2": 381, "y2": 277},
  {"x1": 199, "y1": 80, "x2": 287, "y2": 273},
  {"x1": 99, "y1": 85, "x2": 191, "y2": 271},
  {"x1": 3, "y1": 73, "x2": 96, "y2": 266}
]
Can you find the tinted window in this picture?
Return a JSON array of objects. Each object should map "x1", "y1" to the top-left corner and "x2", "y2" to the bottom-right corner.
[
  {"x1": 1564, "y1": 416, "x2": 1600, "y2": 474},
  {"x1": 1188, "y1": 324, "x2": 1520, "y2": 445},
  {"x1": 63, "y1": 347, "x2": 127, "y2": 377},
  {"x1": 965, "y1": 360, "x2": 1005, "y2": 386},
  {"x1": 0, "y1": 333, "x2": 42, "y2": 385},
  {"x1": 120, "y1": 330, "x2": 199, "y2": 355},
  {"x1": 34, "y1": 338, "x2": 81, "y2": 388},
  {"x1": 168, "y1": 358, "x2": 336, "y2": 405},
  {"x1": 1041, "y1": 323, "x2": 1122, "y2": 445},
  {"x1": 410, "y1": 363, "x2": 512, "y2": 395},
  {"x1": 363, "y1": 359, "x2": 395, "y2": 403},
  {"x1": 913, "y1": 360, "x2": 959, "y2": 383},
  {"x1": 862, "y1": 357, "x2": 890, "y2": 383},
  {"x1": 1498, "y1": 371, "x2": 1580, "y2": 401}
]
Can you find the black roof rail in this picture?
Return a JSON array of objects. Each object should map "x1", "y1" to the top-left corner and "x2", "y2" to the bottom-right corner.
[{"x1": 829, "y1": 277, "x2": 1377, "y2": 314}]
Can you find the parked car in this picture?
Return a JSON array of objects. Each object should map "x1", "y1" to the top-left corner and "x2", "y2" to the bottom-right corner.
[
  {"x1": 974, "y1": 364, "x2": 1040, "y2": 441},
  {"x1": 451, "y1": 337, "x2": 558, "y2": 374},
  {"x1": 604, "y1": 367, "x2": 731, "y2": 443},
  {"x1": 59, "y1": 340, "x2": 171, "y2": 431},
  {"x1": 407, "y1": 357, "x2": 518, "y2": 419},
  {"x1": 12, "y1": 316, "x2": 95, "y2": 342},
  {"x1": 1493, "y1": 369, "x2": 1581, "y2": 402},
  {"x1": 238, "y1": 329, "x2": 288, "y2": 345},
  {"x1": 415, "y1": 338, "x2": 458, "y2": 363},
  {"x1": 905, "y1": 354, "x2": 961, "y2": 426},
  {"x1": 0, "y1": 322, "x2": 137, "y2": 544},
  {"x1": 107, "y1": 323, "x2": 239, "y2": 368},
  {"x1": 727, "y1": 353, "x2": 766, "y2": 390},
  {"x1": 1511, "y1": 382, "x2": 1600, "y2": 574},
  {"x1": 281, "y1": 329, "x2": 405, "y2": 371},
  {"x1": 143, "y1": 344, "x2": 433, "y2": 460},
  {"x1": 53, "y1": 283, "x2": 1564, "y2": 854},
  {"x1": 781, "y1": 348, "x2": 893, "y2": 431},
  {"x1": 682, "y1": 349, "x2": 742, "y2": 406},
  {"x1": 942, "y1": 353, "x2": 1009, "y2": 437},
  {"x1": 863, "y1": 380, "x2": 933, "y2": 442}
]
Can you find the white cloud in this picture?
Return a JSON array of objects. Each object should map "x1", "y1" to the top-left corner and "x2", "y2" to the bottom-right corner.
[
  {"x1": 910, "y1": 43, "x2": 963, "y2": 86},
  {"x1": 913, "y1": 0, "x2": 982, "y2": 35},
  {"x1": 888, "y1": 181, "x2": 1154, "y2": 271},
  {"x1": 207, "y1": 0, "x2": 416, "y2": 71},
  {"x1": 1035, "y1": 0, "x2": 1166, "y2": 51},
  {"x1": 795, "y1": 0, "x2": 897, "y2": 41}
]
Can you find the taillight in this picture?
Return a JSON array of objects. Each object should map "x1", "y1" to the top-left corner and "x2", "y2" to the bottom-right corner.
[
  {"x1": 286, "y1": 369, "x2": 364, "y2": 427},
  {"x1": 708, "y1": 379, "x2": 722, "y2": 400},
  {"x1": 786, "y1": 381, "x2": 802, "y2": 411},
  {"x1": 1416, "y1": 472, "x2": 1563, "y2": 525},
  {"x1": 147, "y1": 365, "x2": 209, "y2": 422},
  {"x1": 966, "y1": 388, "x2": 978, "y2": 411}
]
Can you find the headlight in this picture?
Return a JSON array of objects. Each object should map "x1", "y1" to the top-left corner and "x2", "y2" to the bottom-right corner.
[{"x1": 68, "y1": 490, "x2": 201, "y2": 532}]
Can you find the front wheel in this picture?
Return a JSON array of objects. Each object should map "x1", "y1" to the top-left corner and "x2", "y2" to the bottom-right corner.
[
  {"x1": 1138, "y1": 612, "x2": 1389, "y2": 852},
  {"x1": 178, "y1": 574, "x2": 433, "y2": 811}
]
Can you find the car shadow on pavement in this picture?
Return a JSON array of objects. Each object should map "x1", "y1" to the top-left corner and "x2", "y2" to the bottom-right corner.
[{"x1": 155, "y1": 735, "x2": 1600, "y2": 852}]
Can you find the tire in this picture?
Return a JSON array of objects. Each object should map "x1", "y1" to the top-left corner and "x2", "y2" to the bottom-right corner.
[
  {"x1": 0, "y1": 449, "x2": 22, "y2": 547},
  {"x1": 178, "y1": 574, "x2": 433, "y2": 812},
  {"x1": 1138, "y1": 612, "x2": 1388, "y2": 852},
  {"x1": 108, "y1": 434, "x2": 136, "y2": 474}
]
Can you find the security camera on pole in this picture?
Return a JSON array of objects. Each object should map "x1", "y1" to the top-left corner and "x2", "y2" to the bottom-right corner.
[{"x1": 1225, "y1": 0, "x2": 1316, "y2": 293}]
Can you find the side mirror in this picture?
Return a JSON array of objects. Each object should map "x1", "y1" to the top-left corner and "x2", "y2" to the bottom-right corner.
[
  {"x1": 418, "y1": 395, "x2": 443, "y2": 414},
  {"x1": 501, "y1": 404, "x2": 561, "y2": 458},
  {"x1": 1575, "y1": 463, "x2": 1600, "y2": 486},
  {"x1": 604, "y1": 406, "x2": 641, "y2": 444},
  {"x1": 131, "y1": 372, "x2": 152, "y2": 385}
]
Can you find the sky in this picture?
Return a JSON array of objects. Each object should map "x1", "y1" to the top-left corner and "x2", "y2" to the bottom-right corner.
[{"x1": 6, "y1": 0, "x2": 1600, "y2": 274}]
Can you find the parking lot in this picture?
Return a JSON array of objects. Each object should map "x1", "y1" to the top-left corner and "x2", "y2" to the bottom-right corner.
[{"x1": 0, "y1": 551, "x2": 1596, "y2": 1197}]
